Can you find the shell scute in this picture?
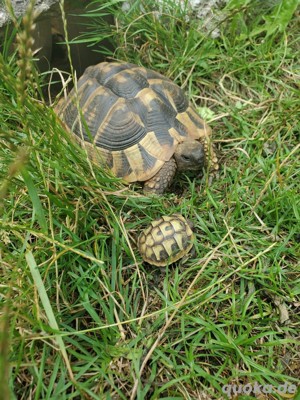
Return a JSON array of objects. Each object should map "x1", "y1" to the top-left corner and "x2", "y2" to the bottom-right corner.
[
  {"x1": 105, "y1": 69, "x2": 150, "y2": 99},
  {"x1": 149, "y1": 79, "x2": 189, "y2": 114}
]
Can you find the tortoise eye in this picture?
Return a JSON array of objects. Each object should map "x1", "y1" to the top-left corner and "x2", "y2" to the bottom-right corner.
[{"x1": 181, "y1": 155, "x2": 190, "y2": 161}]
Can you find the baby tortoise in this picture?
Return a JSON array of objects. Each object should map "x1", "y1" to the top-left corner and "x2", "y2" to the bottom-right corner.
[{"x1": 138, "y1": 214, "x2": 195, "y2": 267}]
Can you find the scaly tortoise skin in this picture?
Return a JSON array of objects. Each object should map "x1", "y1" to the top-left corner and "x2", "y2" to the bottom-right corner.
[
  {"x1": 138, "y1": 214, "x2": 194, "y2": 267},
  {"x1": 56, "y1": 62, "x2": 218, "y2": 194}
]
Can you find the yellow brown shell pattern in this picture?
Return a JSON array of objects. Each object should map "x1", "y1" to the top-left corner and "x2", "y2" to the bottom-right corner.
[
  {"x1": 57, "y1": 62, "x2": 212, "y2": 183},
  {"x1": 138, "y1": 214, "x2": 194, "y2": 267}
]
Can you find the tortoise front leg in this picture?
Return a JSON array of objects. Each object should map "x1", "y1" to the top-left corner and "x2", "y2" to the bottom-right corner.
[
  {"x1": 202, "y1": 137, "x2": 219, "y2": 173},
  {"x1": 143, "y1": 158, "x2": 177, "y2": 195}
]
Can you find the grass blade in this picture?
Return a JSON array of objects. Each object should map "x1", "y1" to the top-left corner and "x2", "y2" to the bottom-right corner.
[{"x1": 25, "y1": 251, "x2": 74, "y2": 382}]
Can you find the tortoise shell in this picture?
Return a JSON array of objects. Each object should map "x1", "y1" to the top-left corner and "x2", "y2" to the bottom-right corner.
[
  {"x1": 57, "y1": 62, "x2": 212, "y2": 183},
  {"x1": 138, "y1": 214, "x2": 194, "y2": 267}
]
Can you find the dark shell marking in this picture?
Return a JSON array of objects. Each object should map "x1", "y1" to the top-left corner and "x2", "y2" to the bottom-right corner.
[{"x1": 138, "y1": 214, "x2": 194, "y2": 267}]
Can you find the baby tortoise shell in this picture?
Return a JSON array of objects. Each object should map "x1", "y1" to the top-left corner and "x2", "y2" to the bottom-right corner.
[
  {"x1": 138, "y1": 214, "x2": 194, "y2": 267},
  {"x1": 56, "y1": 62, "x2": 218, "y2": 194}
]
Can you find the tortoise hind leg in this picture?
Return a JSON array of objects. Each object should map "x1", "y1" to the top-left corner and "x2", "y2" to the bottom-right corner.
[{"x1": 143, "y1": 158, "x2": 177, "y2": 195}]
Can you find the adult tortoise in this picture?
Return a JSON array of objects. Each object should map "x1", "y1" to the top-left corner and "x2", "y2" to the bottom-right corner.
[{"x1": 57, "y1": 62, "x2": 218, "y2": 194}]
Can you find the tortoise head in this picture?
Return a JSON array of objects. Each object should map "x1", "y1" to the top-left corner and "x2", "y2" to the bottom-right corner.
[{"x1": 174, "y1": 139, "x2": 205, "y2": 171}]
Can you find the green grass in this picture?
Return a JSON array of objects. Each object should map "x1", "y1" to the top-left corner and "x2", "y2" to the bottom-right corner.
[{"x1": 1, "y1": 0, "x2": 300, "y2": 399}]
